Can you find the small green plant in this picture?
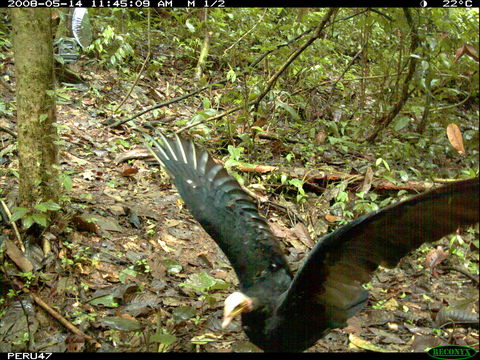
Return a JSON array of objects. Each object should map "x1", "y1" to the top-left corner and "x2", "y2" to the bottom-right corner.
[
  {"x1": 135, "y1": 259, "x2": 151, "y2": 273},
  {"x1": 107, "y1": 180, "x2": 118, "y2": 188},
  {"x1": 119, "y1": 267, "x2": 138, "y2": 284},
  {"x1": 146, "y1": 228, "x2": 156, "y2": 236},
  {"x1": 10, "y1": 200, "x2": 61, "y2": 229},
  {"x1": 19, "y1": 272, "x2": 36, "y2": 288},
  {"x1": 72, "y1": 311, "x2": 97, "y2": 325},
  {"x1": 116, "y1": 138, "x2": 131, "y2": 148},
  {"x1": 224, "y1": 145, "x2": 245, "y2": 170},
  {"x1": 7, "y1": 289, "x2": 20, "y2": 298},
  {"x1": 89, "y1": 25, "x2": 135, "y2": 68},
  {"x1": 180, "y1": 272, "x2": 230, "y2": 296},
  {"x1": 61, "y1": 242, "x2": 98, "y2": 269},
  {"x1": 11, "y1": 332, "x2": 29, "y2": 346},
  {"x1": 59, "y1": 171, "x2": 74, "y2": 192},
  {"x1": 180, "y1": 272, "x2": 230, "y2": 312},
  {"x1": 288, "y1": 178, "x2": 308, "y2": 204},
  {"x1": 372, "y1": 299, "x2": 387, "y2": 309},
  {"x1": 330, "y1": 183, "x2": 354, "y2": 223},
  {"x1": 61, "y1": 258, "x2": 75, "y2": 266},
  {"x1": 353, "y1": 191, "x2": 380, "y2": 214},
  {"x1": 150, "y1": 330, "x2": 177, "y2": 352}
]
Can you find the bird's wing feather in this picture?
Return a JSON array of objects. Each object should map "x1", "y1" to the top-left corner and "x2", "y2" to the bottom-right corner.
[
  {"x1": 279, "y1": 178, "x2": 479, "y2": 328},
  {"x1": 147, "y1": 134, "x2": 291, "y2": 288}
]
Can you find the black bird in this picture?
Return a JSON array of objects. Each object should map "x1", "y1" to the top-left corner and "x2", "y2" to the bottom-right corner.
[{"x1": 147, "y1": 134, "x2": 479, "y2": 352}]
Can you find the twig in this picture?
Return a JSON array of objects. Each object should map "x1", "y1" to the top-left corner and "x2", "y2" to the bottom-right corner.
[
  {"x1": 106, "y1": 80, "x2": 227, "y2": 128},
  {"x1": 223, "y1": 9, "x2": 267, "y2": 56},
  {"x1": 13, "y1": 279, "x2": 101, "y2": 348},
  {"x1": 252, "y1": 9, "x2": 338, "y2": 110},
  {"x1": 257, "y1": 133, "x2": 304, "y2": 144},
  {"x1": 327, "y1": 43, "x2": 365, "y2": 101},
  {"x1": 367, "y1": 8, "x2": 393, "y2": 21},
  {"x1": 113, "y1": 9, "x2": 152, "y2": 113},
  {"x1": 0, "y1": 124, "x2": 17, "y2": 137},
  {"x1": 265, "y1": 200, "x2": 305, "y2": 225},
  {"x1": 1, "y1": 200, "x2": 25, "y2": 252},
  {"x1": 113, "y1": 52, "x2": 151, "y2": 113},
  {"x1": 439, "y1": 265, "x2": 479, "y2": 284}
]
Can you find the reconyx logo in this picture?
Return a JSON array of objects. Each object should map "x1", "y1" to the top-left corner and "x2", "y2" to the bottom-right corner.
[{"x1": 427, "y1": 345, "x2": 477, "y2": 360}]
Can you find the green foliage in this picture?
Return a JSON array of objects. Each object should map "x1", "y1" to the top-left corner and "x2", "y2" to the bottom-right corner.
[
  {"x1": 90, "y1": 294, "x2": 119, "y2": 308},
  {"x1": 287, "y1": 178, "x2": 308, "y2": 204},
  {"x1": 372, "y1": 299, "x2": 387, "y2": 309},
  {"x1": 119, "y1": 268, "x2": 137, "y2": 283},
  {"x1": 88, "y1": 24, "x2": 135, "y2": 68},
  {"x1": 10, "y1": 200, "x2": 61, "y2": 229},
  {"x1": 0, "y1": 101, "x2": 14, "y2": 116},
  {"x1": 162, "y1": 258, "x2": 183, "y2": 274},
  {"x1": 61, "y1": 241, "x2": 99, "y2": 271},
  {"x1": 180, "y1": 272, "x2": 230, "y2": 296},
  {"x1": 150, "y1": 330, "x2": 177, "y2": 351},
  {"x1": 353, "y1": 191, "x2": 380, "y2": 214},
  {"x1": 59, "y1": 171, "x2": 73, "y2": 192},
  {"x1": 72, "y1": 311, "x2": 97, "y2": 326},
  {"x1": 224, "y1": 144, "x2": 245, "y2": 170}
]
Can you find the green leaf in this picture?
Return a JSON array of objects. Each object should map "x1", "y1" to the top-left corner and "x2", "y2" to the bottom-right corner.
[
  {"x1": 60, "y1": 173, "x2": 73, "y2": 192},
  {"x1": 32, "y1": 213, "x2": 48, "y2": 227},
  {"x1": 34, "y1": 203, "x2": 47, "y2": 212},
  {"x1": 181, "y1": 272, "x2": 225, "y2": 294},
  {"x1": 151, "y1": 333, "x2": 177, "y2": 345},
  {"x1": 162, "y1": 259, "x2": 183, "y2": 274},
  {"x1": 394, "y1": 116, "x2": 410, "y2": 131},
  {"x1": 276, "y1": 101, "x2": 300, "y2": 121},
  {"x1": 119, "y1": 268, "x2": 137, "y2": 284},
  {"x1": 210, "y1": 279, "x2": 230, "y2": 291},
  {"x1": 41, "y1": 201, "x2": 61, "y2": 211},
  {"x1": 22, "y1": 216, "x2": 34, "y2": 229},
  {"x1": 89, "y1": 294, "x2": 119, "y2": 308},
  {"x1": 99, "y1": 316, "x2": 142, "y2": 331},
  {"x1": 39, "y1": 114, "x2": 48, "y2": 123},
  {"x1": 227, "y1": 69, "x2": 236, "y2": 82},
  {"x1": 10, "y1": 207, "x2": 29, "y2": 222},
  {"x1": 190, "y1": 333, "x2": 219, "y2": 345},
  {"x1": 398, "y1": 170, "x2": 409, "y2": 182},
  {"x1": 185, "y1": 19, "x2": 195, "y2": 33},
  {"x1": 227, "y1": 145, "x2": 244, "y2": 161},
  {"x1": 172, "y1": 306, "x2": 196, "y2": 323},
  {"x1": 382, "y1": 159, "x2": 391, "y2": 172},
  {"x1": 288, "y1": 178, "x2": 303, "y2": 190},
  {"x1": 202, "y1": 97, "x2": 211, "y2": 109}
]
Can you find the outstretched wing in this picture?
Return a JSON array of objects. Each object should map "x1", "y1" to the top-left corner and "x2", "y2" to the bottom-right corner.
[
  {"x1": 279, "y1": 178, "x2": 479, "y2": 330},
  {"x1": 146, "y1": 134, "x2": 292, "y2": 289}
]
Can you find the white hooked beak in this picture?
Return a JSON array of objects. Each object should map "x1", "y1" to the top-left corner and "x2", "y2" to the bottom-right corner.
[{"x1": 222, "y1": 291, "x2": 254, "y2": 328}]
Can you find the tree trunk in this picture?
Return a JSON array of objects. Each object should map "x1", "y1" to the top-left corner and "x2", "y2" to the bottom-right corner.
[{"x1": 11, "y1": 9, "x2": 59, "y2": 208}]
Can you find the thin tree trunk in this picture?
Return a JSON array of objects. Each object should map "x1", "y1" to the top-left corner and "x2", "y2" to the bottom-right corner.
[{"x1": 11, "y1": 9, "x2": 59, "y2": 208}]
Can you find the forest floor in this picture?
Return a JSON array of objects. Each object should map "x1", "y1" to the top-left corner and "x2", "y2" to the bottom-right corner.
[{"x1": 0, "y1": 67, "x2": 478, "y2": 353}]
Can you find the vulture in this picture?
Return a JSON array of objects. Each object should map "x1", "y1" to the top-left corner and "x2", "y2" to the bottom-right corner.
[{"x1": 146, "y1": 133, "x2": 479, "y2": 352}]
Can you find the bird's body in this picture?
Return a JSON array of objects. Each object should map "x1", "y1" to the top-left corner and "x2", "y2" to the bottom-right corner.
[{"x1": 147, "y1": 134, "x2": 479, "y2": 352}]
